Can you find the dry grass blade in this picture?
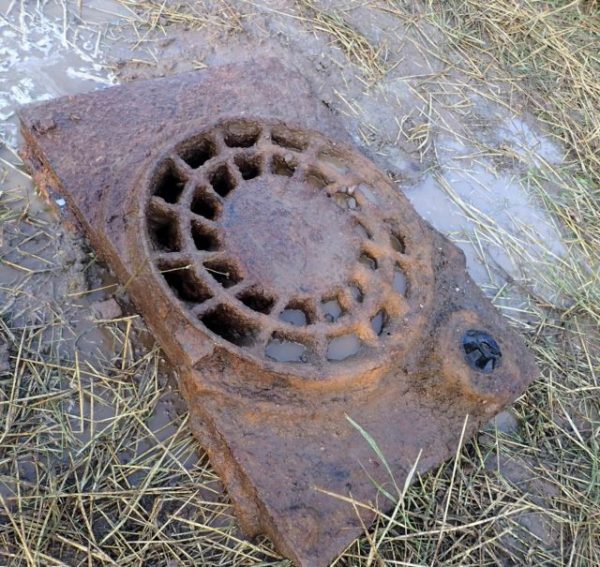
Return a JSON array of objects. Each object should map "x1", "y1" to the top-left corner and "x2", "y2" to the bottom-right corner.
[
  {"x1": 296, "y1": 0, "x2": 387, "y2": 82},
  {"x1": 115, "y1": 0, "x2": 243, "y2": 33}
]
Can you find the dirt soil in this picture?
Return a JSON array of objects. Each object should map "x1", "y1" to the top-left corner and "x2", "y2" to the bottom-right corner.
[{"x1": 0, "y1": 1, "x2": 597, "y2": 566}]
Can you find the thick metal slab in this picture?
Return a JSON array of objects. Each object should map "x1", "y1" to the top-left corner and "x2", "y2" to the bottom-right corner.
[{"x1": 19, "y1": 59, "x2": 538, "y2": 566}]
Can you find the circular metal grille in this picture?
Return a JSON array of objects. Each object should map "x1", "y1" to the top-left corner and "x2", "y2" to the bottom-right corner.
[{"x1": 142, "y1": 118, "x2": 434, "y2": 369}]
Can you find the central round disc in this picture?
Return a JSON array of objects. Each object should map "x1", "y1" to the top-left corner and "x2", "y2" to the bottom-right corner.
[{"x1": 221, "y1": 175, "x2": 356, "y2": 295}]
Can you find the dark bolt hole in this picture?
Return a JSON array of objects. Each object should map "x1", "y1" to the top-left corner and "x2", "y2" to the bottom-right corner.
[{"x1": 462, "y1": 330, "x2": 502, "y2": 374}]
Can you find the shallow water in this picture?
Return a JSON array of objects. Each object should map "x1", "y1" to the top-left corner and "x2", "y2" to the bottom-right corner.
[
  {"x1": 279, "y1": 308, "x2": 307, "y2": 326},
  {"x1": 321, "y1": 298, "x2": 343, "y2": 322},
  {"x1": 265, "y1": 338, "x2": 306, "y2": 363},
  {"x1": 0, "y1": 0, "x2": 126, "y2": 147},
  {"x1": 402, "y1": 128, "x2": 565, "y2": 303},
  {"x1": 327, "y1": 333, "x2": 360, "y2": 361}
]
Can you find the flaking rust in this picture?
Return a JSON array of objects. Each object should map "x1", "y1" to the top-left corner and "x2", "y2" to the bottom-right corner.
[{"x1": 19, "y1": 59, "x2": 538, "y2": 566}]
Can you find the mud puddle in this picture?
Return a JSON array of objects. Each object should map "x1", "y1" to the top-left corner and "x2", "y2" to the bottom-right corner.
[{"x1": 0, "y1": 0, "x2": 200, "y2": 507}]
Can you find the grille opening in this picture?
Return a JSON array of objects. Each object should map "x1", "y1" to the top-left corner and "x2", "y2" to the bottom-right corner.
[
  {"x1": 280, "y1": 299, "x2": 315, "y2": 326},
  {"x1": 191, "y1": 187, "x2": 220, "y2": 219},
  {"x1": 180, "y1": 137, "x2": 217, "y2": 168},
  {"x1": 148, "y1": 215, "x2": 180, "y2": 252},
  {"x1": 333, "y1": 191, "x2": 358, "y2": 210},
  {"x1": 371, "y1": 310, "x2": 387, "y2": 336},
  {"x1": 237, "y1": 287, "x2": 275, "y2": 314},
  {"x1": 327, "y1": 334, "x2": 361, "y2": 361},
  {"x1": 354, "y1": 222, "x2": 371, "y2": 239},
  {"x1": 271, "y1": 125, "x2": 309, "y2": 151},
  {"x1": 204, "y1": 258, "x2": 242, "y2": 288},
  {"x1": 321, "y1": 297, "x2": 343, "y2": 323},
  {"x1": 393, "y1": 265, "x2": 408, "y2": 295},
  {"x1": 154, "y1": 163, "x2": 186, "y2": 203},
  {"x1": 349, "y1": 283, "x2": 364, "y2": 303},
  {"x1": 160, "y1": 264, "x2": 212, "y2": 304},
  {"x1": 318, "y1": 149, "x2": 350, "y2": 175},
  {"x1": 209, "y1": 164, "x2": 237, "y2": 197},
  {"x1": 359, "y1": 251, "x2": 378, "y2": 270},
  {"x1": 305, "y1": 168, "x2": 332, "y2": 190},
  {"x1": 266, "y1": 335, "x2": 308, "y2": 363},
  {"x1": 201, "y1": 305, "x2": 258, "y2": 347},
  {"x1": 390, "y1": 232, "x2": 406, "y2": 253},
  {"x1": 235, "y1": 154, "x2": 262, "y2": 180},
  {"x1": 280, "y1": 308, "x2": 307, "y2": 327},
  {"x1": 223, "y1": 120, "x2": 261, "y2": 148},
  {"x1": 191, "y1": 222, "x2": 220, "y2": 251},
  {"x1": 270, "y1": 154, "x2": 297, "y2": 177}
]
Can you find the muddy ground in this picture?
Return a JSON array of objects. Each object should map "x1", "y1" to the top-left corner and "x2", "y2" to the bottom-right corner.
[{"x1": 0, "y1": 1, "x2": 597, "y2": 565}]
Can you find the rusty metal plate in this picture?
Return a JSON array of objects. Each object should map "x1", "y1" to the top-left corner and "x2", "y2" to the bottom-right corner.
[{"x1": 18, "y1": 60, "x2": 538, "y2": 566}]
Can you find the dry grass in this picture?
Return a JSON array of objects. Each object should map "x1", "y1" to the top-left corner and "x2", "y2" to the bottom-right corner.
[
  {"x1": 115, "y1": 0, "x2": 243, "y2": 35},
  {"x1": 431, "y1": 0, "x2": 600, "y2": 302},
  {"x1": 0, "y1": 199, "x2": 278, "y2": 564},
  {"x1": 338, "y1": 1, "x2": 600, "y2": 564},
  {"x1": 1, "y1": 0, "x2": 599, "y2": 565},
  {"x1": 296, "y1": 0, "x2": 388, "y2": 82}
]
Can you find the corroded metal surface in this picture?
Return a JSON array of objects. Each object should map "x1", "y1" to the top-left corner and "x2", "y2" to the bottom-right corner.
[
  {"x1": 141, "y1": 117, "x2": 436, "y2": 378},
  {"x1": 19, "y1": 60, "x2": 538, "y2": 566}
]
